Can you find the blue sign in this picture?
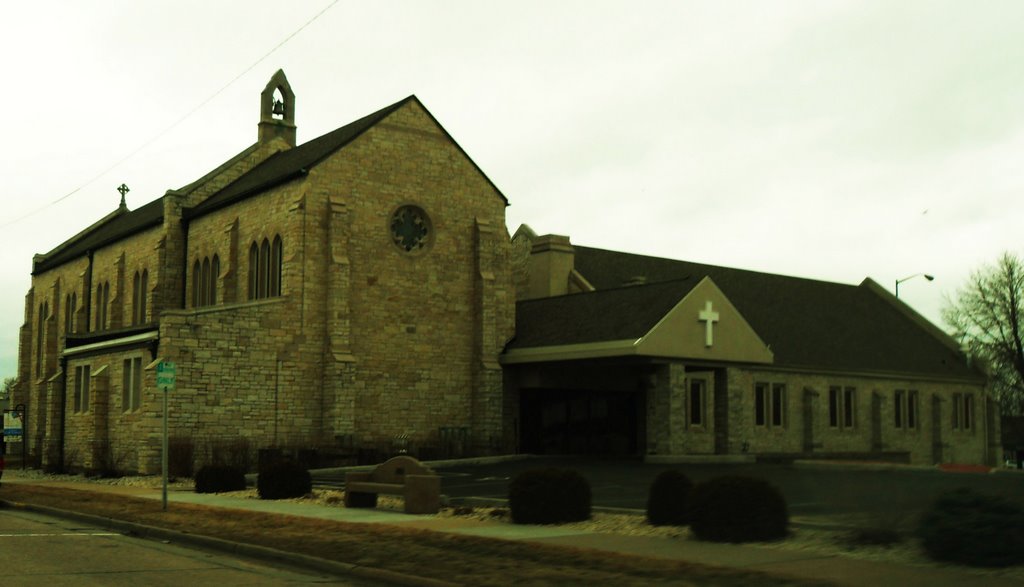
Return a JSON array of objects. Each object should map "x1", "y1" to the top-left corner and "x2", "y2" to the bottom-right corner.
[{"x1": 4, "y1": 411, "x2": 24, "y2": 439}]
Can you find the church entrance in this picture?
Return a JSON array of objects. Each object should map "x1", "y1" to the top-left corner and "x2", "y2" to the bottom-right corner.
[{"x1": 520, "y1": 389, "x2": 640, "y2": 455}]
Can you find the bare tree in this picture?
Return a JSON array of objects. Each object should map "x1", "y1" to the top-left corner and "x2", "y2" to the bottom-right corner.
[
  {"x1": 943, "y1": 252, "x2": 1024, "y2": 415},
  {"x1": 1, "y1": 376, "x2": 14, "y2": 399}
]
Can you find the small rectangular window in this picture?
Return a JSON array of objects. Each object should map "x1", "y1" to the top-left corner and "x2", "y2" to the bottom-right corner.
[
  {"x1": 829, "y1": 385, "x2": 856, "y2": 429},
  {"x1": 122, "y1": 357, "x2": 143, "y2": 412},
  {"x1": 689, "y1": 379, "x2": 706, "y2": 427},
  {"x1": 829, "y1": 386, "x2": 840, "y2": 427},
  {"x1": 771, "y1": 384, "x2": 785, "y2": 427},
  {"x1": 843, "y1": 387, "x2": 856, "y2": 428},
  {"x1": 75, "y1": 365, "x2": 91, "y2": 413},
  {"x1": 907, "y1": 390, "x2": 918, "y2": 429},
  {"x1": 894, "y1": 390, "x2": 904, "y2": 428},
  {"x1": 963, "y1": 394, "x2": 973, "y2": 430},
  {"x1": 755, "y1": 383, "x2": 768, "y2": 426}
]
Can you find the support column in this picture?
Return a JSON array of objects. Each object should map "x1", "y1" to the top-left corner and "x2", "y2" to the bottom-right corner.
[
  {"x1": 802, "y1": 387, "x2": 818, "y2": 452},
  {"x1": 41, "y1": 372, "x2": 62, "y2": 470},
  {"x1": 327, "y1": 195, "x2": 356, "y2": 440},
  {"x1": 471, "y1": 218, "x2": 506, "y2": 454},
  {"x1": 89, "y1": 365, "x2": 110, "y2": 470},
  {"x1": 647, "y1": 362, "x2": 685, "y2": 455}
]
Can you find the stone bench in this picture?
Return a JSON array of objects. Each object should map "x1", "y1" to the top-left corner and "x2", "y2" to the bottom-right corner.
[{"x1": 343, "y1": 455, "x2": 441, "y2": 514}]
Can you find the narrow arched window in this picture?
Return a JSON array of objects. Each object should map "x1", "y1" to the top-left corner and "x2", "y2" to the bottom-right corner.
[
  {"x1": 66, "y1": 292, "x2": 77, "y2": 334},
  {"x1": 259, "y1": 239, "x2": 270, "y2": 299},
  {"x1": 132, "y1": 272, "x2": 141, "y2": 325},
  {"x1": 96, "y1": 283, "x2": 102, "y2": 330},
  {"x1": 102, "y1": 282, "x2": 109, "y2": 330},
  {"x1": 248, "y1": 243, "x2": 259, "y2": 300},
  {"x1": 201, "y1": 258, "x2": 211, "y2": 306},
  {"x1": 210, "y1": 255, "x2": 219, "y2": 305},
  {"x1": 139, "y1": 270, "x2": 148, "y2": 323},
  {"x1": 192, "y1": 261, "x2": 202, "y2": 308},
  {"x1": 270, "y1": 236, "x2": 282, "y2": 297},
  {"x1": 65, "y1": 294, "x2": 72, "y2": 335}
]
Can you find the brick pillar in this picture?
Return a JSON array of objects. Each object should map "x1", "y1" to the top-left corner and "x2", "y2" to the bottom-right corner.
[
  {"x1": 157, "y1": 192, "x2": 186, "y2": 314},
  {"x1": 471, "y1": 218, "x2": 508, "y2": 454},
  {"x1": 326, "y1": 195, "x2": 356, "y2": 440},
  {"x1": 41, "y1": 374, "x2": 62, "y2": 470},
  {"x1": 647, "y1": 362, "x2": 685, "y2": 455}
]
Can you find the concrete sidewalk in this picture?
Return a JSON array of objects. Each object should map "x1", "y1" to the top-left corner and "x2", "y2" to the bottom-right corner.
[{"x1": 2, "y1": 474, "x2": 1021, "y2": 587}]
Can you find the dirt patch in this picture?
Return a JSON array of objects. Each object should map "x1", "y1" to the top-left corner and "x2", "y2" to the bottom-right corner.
[{"x1": 0, "y1": 483, "x2": 817, "y2": 586}]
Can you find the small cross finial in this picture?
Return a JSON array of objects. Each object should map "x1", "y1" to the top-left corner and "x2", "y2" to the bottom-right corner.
[
  {"x1": 117, "y1": 183, "x2": 130, "y2": 208},
  {"x1": 698, "y1": 301, "x2": 720, "y2": 347}
]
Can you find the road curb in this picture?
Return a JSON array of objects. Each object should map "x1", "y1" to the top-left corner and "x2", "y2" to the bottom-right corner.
[{"x1": 0, "y1": 498, "x2": 456, "y2": 587}]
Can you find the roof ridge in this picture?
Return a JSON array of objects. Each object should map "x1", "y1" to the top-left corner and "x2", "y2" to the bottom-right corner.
[
  {"x1": 36, "y1": 206, "x2": 127, "y2": 259},
  {"x1": 574, "y1": 244, "x2": 858, "y2": 288},
  {"x1": 517, "y1": 276, "x2": 697, "y2": 306}
]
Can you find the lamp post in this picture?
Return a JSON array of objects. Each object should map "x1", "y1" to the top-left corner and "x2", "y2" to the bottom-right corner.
[{"x1": 895, "y1": 273, "x2": 934, "y2": 298}]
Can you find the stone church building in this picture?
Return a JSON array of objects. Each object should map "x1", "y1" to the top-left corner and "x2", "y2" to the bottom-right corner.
[{"x1": 14, "y1": 71, "x2": 997, "y2": 473}]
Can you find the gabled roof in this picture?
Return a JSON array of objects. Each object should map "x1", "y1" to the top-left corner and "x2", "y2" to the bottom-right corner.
[
  {"x1": 521, "y1": 245, "x2": 980, "y2": 380},
  {"x1": 186, "y1": 95, "x2": 508, "y2": 220},
  {"x1": 33, "y1": 198, "x2": 164, "y2": 275},
  {"x1": 509, "y1": 278, "x2": 700, "y2": 349}
]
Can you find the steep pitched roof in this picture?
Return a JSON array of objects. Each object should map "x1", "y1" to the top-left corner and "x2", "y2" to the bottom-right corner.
[
  {"x1": 520, "y1": 245, "x2": 980, "y2": 380},
  {"x1": 32, "y1": 198, "x2": 164, "y2": 275},
  {"x1": 186, "y1": 95, "x2": 508, "y2": 220},
  {"x1": 509, "y1": 278, "x2": 700, "y2": 349}
]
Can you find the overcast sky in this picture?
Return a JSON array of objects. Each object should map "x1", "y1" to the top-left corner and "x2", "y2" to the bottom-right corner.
[{"x1": 2, "y1": 0, "x2": 1023, "y2": 381}]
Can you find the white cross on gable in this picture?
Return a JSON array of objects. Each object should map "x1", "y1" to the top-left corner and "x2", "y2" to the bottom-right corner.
[{"x1": 698, "y1": 301, "x2": 719, "y2": 347}]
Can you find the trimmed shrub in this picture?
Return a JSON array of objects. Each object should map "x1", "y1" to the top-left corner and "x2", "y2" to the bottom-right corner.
[
  {"x1": 689, "y1": 475, "x2": 788, "y2": 542},
  {"x1": 257, "y1": 460, "x2": 312, "y2": 500},
  {"x1": 194, "y1": 464, "x2": 247, "y2": 493},
  {"x1": 917, "y1": 488, "x2": 1024, "y2": 567},
  {"x1": 508, "y1": 467, "x2": 591, "y2": 524},
  {"x1": 646, "y1": 469, "x2": 693, "y2": 526}
]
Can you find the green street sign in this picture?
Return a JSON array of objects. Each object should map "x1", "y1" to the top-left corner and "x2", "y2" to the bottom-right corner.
[{"x1": 156, "y1": 361, "x2": 177, "y2": 390}]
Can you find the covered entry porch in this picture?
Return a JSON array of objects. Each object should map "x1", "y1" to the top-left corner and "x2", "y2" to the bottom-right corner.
[{"x1": 507, "y1": 359, "x2": 732, "y2": 457}]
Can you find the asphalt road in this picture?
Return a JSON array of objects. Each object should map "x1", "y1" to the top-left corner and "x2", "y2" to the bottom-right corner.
[
  {"x1": 0, "y1": 505, "x2": 369, "y2": 586},
  {"x1": 314, "y1": 456, "x2": 1024, "y2": 528}
]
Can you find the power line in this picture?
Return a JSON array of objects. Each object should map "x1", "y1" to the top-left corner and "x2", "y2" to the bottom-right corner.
[{"x1": 1, "y1": 0, "x2": 340, "y2": 230}]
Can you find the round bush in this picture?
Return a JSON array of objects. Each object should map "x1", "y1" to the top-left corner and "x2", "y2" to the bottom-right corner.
[
  {"x1": 194, "y1": 464, "x2": 246, "y2": 494},
  {"x1": 689, "y1": 475, "x2": 788, "y2": 542},
  {"x1": 647, "y1": 469, "x2": 693, "y2": 526},
  {"x1": 508, "y1": 467, "x2": 591, "y2": 524},
  {"x1": 917, "y1": 488, "x2": 1024, "y2": 567},
  {"x1": 257, "y1": 460, "x2": 312, "y2": 500}
]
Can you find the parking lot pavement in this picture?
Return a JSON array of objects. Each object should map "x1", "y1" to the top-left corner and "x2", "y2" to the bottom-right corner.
[{"x1": 314, "y1": 455, "x2": 1024, "y2": 528}]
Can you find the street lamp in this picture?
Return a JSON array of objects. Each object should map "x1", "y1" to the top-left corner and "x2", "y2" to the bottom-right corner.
[{"x1": 895, "y1": 273, "x2": 934, "y2": 298}]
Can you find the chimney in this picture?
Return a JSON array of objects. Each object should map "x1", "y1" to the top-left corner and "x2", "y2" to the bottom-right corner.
[
  {"x1": 258, "y1": 69, "x2": 296, "y2": 147},
  {"x1": 526, "y1": 234, "x2": 575, "y2": 299}
]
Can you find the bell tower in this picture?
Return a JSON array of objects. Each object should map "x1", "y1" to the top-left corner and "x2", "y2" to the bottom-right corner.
[{"x1": 258, "y1": 69, "x2": 296, "y2": 147}]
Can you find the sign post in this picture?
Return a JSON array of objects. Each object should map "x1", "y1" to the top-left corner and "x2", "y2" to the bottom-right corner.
[{"x1": 156, "y1": 362, "x2": 176, "y2": 511}]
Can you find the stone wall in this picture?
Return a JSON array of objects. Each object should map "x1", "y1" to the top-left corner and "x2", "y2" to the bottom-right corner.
[{"x1": 726, "y1": 368, "x2": 992, "y2": 465}]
